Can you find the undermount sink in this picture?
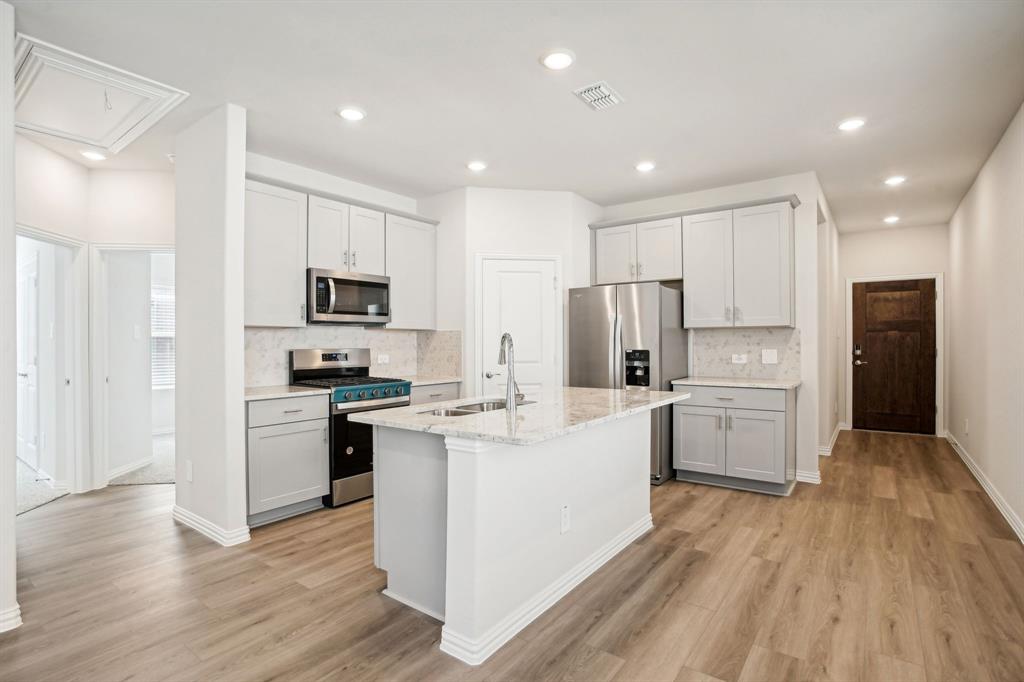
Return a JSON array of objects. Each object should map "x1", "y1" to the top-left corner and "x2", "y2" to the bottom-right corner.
[{"x1": 420, "y1": 399, "x2": 536, "y2": 417}]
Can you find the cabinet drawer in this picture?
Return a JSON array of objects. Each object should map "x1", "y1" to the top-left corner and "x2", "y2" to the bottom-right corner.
[
  {"x1": 678, "y1": 385, "x2": 785, "y2": 412},
  {"x1": 248, "y1": 394, "x2": 329, "y2": 427},
  {"x1": 410, "y1": 382, "x2": 460, "y2": 405}
]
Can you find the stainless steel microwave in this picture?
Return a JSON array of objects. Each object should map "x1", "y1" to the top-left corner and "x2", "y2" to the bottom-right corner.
[{"x1": 307, "y1": 268, "x2": 390, "y2": 325}]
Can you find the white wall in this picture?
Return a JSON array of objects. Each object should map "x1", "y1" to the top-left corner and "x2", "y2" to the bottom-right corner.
[
  {"x1": 174, "y1": 104, "x2": 249, "y2": 545},
  {"x1": 15, "y1": 135, "x2": 89, "y2": 241},
  {"x1": 601, "y1": 172, "x2": 828, "y2": 481},
  {"x1": 104, "y1": 251, "x2": 153, "y2": 476},
  {"x1": 836, "y1": 223, "x2": 950, "y2": 429},
  {"x1": 88, "y1": 170, "x2": 175, "y2": 245},
  {"x1": 947, "y1": 101, "x2": 1024, "y2": 538}
]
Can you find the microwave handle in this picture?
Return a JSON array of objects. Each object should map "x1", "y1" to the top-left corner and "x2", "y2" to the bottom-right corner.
[{"x1": 327, "y1": 278, "x2": 337, "y2": 313}]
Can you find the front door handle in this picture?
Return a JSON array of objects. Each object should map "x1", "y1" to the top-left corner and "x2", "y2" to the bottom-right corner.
[{"x1": 853, "y1": 360, "x2": 868, "y2": 366}]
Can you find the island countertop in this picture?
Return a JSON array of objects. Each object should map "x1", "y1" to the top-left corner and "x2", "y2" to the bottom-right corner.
[{"x1": 348, "y1": 386, "x2": 690, "y2": 445}]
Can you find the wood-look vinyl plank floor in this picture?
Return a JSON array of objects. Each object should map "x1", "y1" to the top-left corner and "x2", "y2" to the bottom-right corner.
[{"x1": 2, "y1": 430, "x2": 1023, "y2": 682}]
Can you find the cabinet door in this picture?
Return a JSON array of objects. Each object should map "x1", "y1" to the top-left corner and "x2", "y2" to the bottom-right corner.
[
  {"x1": 385, "y1": 215, "x2": 436, "y2": 329},
  {"x1": 349, "y1": 206, "x2": 386, "y2": 276},
  {"x1": 673, "y1": 405, "x2": 726, "y2": 475},
  {"x1": 682, "y1": 210, "x2": 733, "y2": 327},
  {"x1": 594, "y1": 225, "x2": 637, "y2": 285},
  {"x1": 244, "y1": 180, "x2": 308, "y2": 327},
  {"x1": 636, "y1": 217, "x2": 682, "y2": 281},
  {"x1": 732, "y1": 202, "x2": 793, "y2": 327},
  {"x1": 247, "y1": 419, "x2": 329, "y2": 514},
  {"x1": 725, "y1": 408, "x2": 785, "y2": 483},
  {"x1": 307, "y1": 195, "x2": 350, "y2": 271}
]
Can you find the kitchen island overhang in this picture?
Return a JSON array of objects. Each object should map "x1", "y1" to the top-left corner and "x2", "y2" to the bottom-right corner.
[{"x1": 350, "y1": 387, "x2": 690, "y2": 665}]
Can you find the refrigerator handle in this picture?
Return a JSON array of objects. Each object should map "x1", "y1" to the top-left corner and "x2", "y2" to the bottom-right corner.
[{"x1": 610, "y1": 313, "x2": 618, "y2": 387}]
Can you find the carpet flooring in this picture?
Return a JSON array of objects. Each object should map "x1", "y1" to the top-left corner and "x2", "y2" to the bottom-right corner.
[
  {"x1": 15, "y1": 458, "x2": 67, "y2": 515},
  {"x1": 109, "y1": 434, "x2": 176, "y2": 485}
]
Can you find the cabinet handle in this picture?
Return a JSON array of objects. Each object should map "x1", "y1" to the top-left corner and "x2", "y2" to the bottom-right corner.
[
  {"x1": 323, "y1": 427, "x2": 328, "y2": 443},
  {"x1": 283, "y1": 409, "x2": 303, "y2": 414},
  {"x1": 638, "y1": 263, "x2": 644, "y2": 277},
  {"x1": 352, "y1": 251, "x2": 357, "y2": 269},
  {"x1": 429, "y1": 393, "x2": 443, "y2": 398},
  {"x1": 716, "y1": 414, "x2": 723, "y2": 430},
  {"x1": 727, "y1": 415, "x2": 733, "y2": 430},
  {"x1": 300, "y1": 303, "x2": 306, "y2": 320},
  {"x1": 725, "y1": 305, "x2": 732, "y2": 321},
  {"x1": 715, "y1": 396, "x2": 734, "y2": 401},
  {"x1": 344, "y1": 249, "x2": 350, "y2": 267}
]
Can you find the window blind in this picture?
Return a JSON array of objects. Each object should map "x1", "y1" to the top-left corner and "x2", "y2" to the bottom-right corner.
[{"x1": 151, "y1": 283, "x2": 175, "y2": 388}]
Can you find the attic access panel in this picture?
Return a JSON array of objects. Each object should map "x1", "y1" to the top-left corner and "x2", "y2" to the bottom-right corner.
[{"x1": 14, "y1": 34, "x2": 188, "y2": 154}]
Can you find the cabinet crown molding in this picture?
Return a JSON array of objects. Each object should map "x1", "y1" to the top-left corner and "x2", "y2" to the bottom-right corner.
[{"x1": 588, "y1": 194, "x2": 800, "y2": 231}]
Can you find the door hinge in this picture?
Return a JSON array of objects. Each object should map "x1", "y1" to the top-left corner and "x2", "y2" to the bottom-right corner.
[{"x1": 553, "y1": 276, "x2": 559, "y2": 290}]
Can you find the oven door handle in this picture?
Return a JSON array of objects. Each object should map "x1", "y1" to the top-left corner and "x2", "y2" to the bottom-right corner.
[
  {"x1": 332, "y1": 396, "x2": 410, "y2": 414},
  {"x1": 327, "y1": 277, "x2": 337, "y2": 313}
]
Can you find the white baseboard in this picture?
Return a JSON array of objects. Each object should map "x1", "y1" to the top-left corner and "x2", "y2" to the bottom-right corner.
[
  {"x1": 796, "y1": 470, "x2": 821, "y2": 485},
  {"x1": 945, "y1": 432, "x2": 1024, "y2": 544},
  {"x1": 0, "y1": 604, "x2": 22, "y2": 633},
  {"x1": 817, "y1": 422, "x2": 848, "y2": 456},
  {"x1": 384, "y1": 589, "x2": 445, "y2": 622},
  {"x1": 152, "y1": 428, "x2": 175, "y2": 437},
  {"x1": 172, "y1": 505, "x2": 251, "y2": 547},
  {"x1": 440, "y1": 514, "x2": 654, "y2": 665},
  {"x1": 107, "y1": 456, "x2": 153, "y2": 481}
]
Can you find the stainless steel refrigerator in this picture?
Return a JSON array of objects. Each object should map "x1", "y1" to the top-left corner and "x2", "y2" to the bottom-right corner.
[{"x1": 568, "y1": 281, "x2": 688, "y2": 484}]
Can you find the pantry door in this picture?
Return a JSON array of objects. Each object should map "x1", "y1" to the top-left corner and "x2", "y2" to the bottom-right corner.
[{"x1": 478, "y1": 256, "x2": 562, "y2": 399}]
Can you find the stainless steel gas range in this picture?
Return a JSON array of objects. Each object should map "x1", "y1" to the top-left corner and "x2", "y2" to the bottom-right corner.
[{"x1": 289, "y1": 348, "x2": 411, "y2": 507}]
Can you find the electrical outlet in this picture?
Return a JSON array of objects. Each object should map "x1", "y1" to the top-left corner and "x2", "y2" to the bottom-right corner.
[
  {"x1": 185, "y1": 459, "x2": 193, "y2": 482},
  {"x1": 731, "y1": 353, "x2": 748, "y2": 364},
  {"x1": 964, "y1": 419, "x2": 969, "y2": 436},
  {"x1": 761, "y1": 348, "x2": 778, "y2": 365},
  {"x1": 377, "y1": 354, "x2": 390, "y2": 365},
  {"x1": 560, "y1": 504, "x2": 570, "y2": 535}
]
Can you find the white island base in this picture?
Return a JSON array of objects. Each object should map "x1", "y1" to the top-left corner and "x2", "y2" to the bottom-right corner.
[{"x1": 371, "y1": 410, "x2": 654, "y2": 665}]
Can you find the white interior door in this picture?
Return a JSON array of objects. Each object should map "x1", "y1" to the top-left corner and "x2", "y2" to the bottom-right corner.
[
  {"x1": 16, "y1": 257, "x2": 39, "y2": 469},
  {"x1": 480, "y1": 257, "x2": 561, "y2": 398}
]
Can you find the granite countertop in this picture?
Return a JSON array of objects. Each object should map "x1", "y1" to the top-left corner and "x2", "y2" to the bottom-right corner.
[
  {"x1": 244, "y1": 385, "x2": 331, "y2": 401},
  {"x1": 671, "y1": 376, "x2": 802, "y2": 390},
  {"x1": 349, "y1": 386, "x2": 690, "y2": 446},
  {"x1": 393, "y1": 375, "x2": 462, "y2": 387}
]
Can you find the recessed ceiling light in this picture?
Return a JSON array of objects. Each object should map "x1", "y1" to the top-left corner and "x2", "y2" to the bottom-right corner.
[
  {"x1": 467, "y1": 160, "x2": 487, "y2": 172},
  {"x1": 80, "y1": 150, "x2": 106, "y2": 161},
  {"x1": 883, "y1": 215, "x2": 900, "y2": 224},
  {"x1": 540, "y1": 49, "x2": 575, "y2": 70},
  {"x1": 884, "y1": 175, "x2": 906, "y2": 186},
  {"x1": 635, "y1": 161, "x2": 656, "y2": 173},
  {"x1": 338, "y1": 107, "x2": 366, "y2": 122},
  {"x1": 837, "y1": 117, "x2": 866, "y2": 132}
]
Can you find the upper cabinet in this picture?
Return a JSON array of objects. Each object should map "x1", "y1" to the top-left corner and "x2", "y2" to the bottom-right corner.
[
  {"x1": 307, "y1": 198, "x2": 385, "y2": 276},
  {"x1": 244, "y1": 180, "x2": 308, "y2": 328},
  {"x1": 683, "y1": 201, "x2": 793, "y2": 328},
  {"x1": 593, "y1": 217, "x2": 682, "y2": 285},
  {"x1": 385, "y1": 215, "x2": 436, "y2": 330}
]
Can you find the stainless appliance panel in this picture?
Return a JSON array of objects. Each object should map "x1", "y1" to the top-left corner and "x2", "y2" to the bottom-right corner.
[
  {"x1": 307, "y1": 268, "x2": 391, "y2": 325},
  {"x1": 568, "y1": 285, "x2": 617, "y2": 389},
  {"x1": 616, "y1": 282, "x2": 663, "y2": 386}
]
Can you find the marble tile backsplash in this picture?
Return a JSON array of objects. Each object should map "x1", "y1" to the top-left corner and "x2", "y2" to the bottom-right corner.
[
  {"x1": 245, "y1": 327, "x2": 464, "y2": 387},
  {"x1": 691, "y1": 327, "x2": 800, "y2": 380}
]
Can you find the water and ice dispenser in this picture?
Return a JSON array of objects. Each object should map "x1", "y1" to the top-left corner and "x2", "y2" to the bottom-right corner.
[{"x1": 624, "y1": 349, "x2": 650, "y2": 387}]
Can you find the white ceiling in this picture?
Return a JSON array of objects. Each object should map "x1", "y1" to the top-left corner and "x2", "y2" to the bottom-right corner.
[{"x1": 11, "y1": 1, "x2": 1024, "y2": 232}]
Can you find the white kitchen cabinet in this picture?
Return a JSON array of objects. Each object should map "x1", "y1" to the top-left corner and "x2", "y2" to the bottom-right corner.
[
  {"x1": 732, "y1": 202, "x2": 793, "y2": 327},
  {"x1": 594, "y1": 225, "x2": 637, "y2": 285},
  {"x1": 682, "y1": 210, "x2": 734, "y2": 327},
  {"x1": 244, "y1": 180, "x2": 308, "y2": 327},
  {"x1": 635, "y1": 217, "x2": 682, "y2": 281},
  {"x1": 673, "y1": 405, "x2": 726, "y2": 475},
  {"x1": 385, "y1": 215, "x2": 437, "y2": 330},
  {"x1": 246, "y1": 417, "x2": 329, "y2": 515},
  {"x1": 349, "y1": 206, "x2": 386, "y2": 276},
  {"x1": 593, "y1": 218, "x2": 682, "y2": 285},
  {"x1": 307, "y1": 195, "x2": 350, "y2": 272},
  {"x1": 682, "y1": 202, "x2": 793, "y2": 328},
  {"x1": 673, "y1": 381, "x2": 797, "y2": 494}
]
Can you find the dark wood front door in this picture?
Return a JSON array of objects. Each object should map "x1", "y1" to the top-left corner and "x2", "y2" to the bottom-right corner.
[{"x1": 852, "y1": 278, "x2": 936, "y2": 434}]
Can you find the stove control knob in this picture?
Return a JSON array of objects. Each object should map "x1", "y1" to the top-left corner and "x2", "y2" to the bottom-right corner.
[
  {"x1": 396, "y1": 386, "x2": 405, "y2": 395},
  {"x1": 372, "y1": 388, "x2": 382, "y2": 397},
  {"x1": 384, "y1": 387, "x2": 393, "y2": 396},
  {"x1": 343, "y1": 391, "x2": 353, "y2": 400},
  {"x1": 358, "y1": 390, "x2": 367, "y2": 399}
]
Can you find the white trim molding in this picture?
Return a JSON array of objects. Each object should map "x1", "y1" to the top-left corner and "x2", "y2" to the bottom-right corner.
[
  {"x1": 106, "y1": 456, "x2": 154, "y2": 481},
  {"x1": 845, "y1": 273, "x2": 944, "y2": 435},
  {"x1": 0, "y1": 604, "x2": 22, "y2": 633},
  {"x1": 817, "y1": 422, "x2": 847, "y2": 456},
  {"x1": 439, "y1": 514, "x2": 653, "y2": 665},
  {"x1": 172, "y1": 505, "x2": 251, "y2": 547},
  {"x1": 796, "y1": 469, "x2": 822, "y2": 485},
  {"x1": 945, "y1": 432, "x2": 1024, "y2": 544}
]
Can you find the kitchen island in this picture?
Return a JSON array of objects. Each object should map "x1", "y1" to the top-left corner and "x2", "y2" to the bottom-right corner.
[{"x1": 349, "y1": 386, "x2": 690, "y2": 665}]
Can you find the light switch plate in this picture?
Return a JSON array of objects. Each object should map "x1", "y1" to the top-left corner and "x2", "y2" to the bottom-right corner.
[
  {"x1": 762, "y1": 349, "x2": 778, "y2": 365},
  {"x1": 560, "y1": 504, "x2": 571, "y2": 534},
  {"x1": 731, "y1": 354, "x2": 748, "y2": 364}
]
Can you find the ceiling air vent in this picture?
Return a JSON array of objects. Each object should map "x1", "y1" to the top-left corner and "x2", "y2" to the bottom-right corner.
[{"x1": 573, "y1": 81, "x2": 624, "y2": 111}]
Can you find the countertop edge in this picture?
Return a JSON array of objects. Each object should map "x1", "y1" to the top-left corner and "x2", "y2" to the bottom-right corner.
[
  {"x1": 395, "y1": 375, "x2": 463, "y2": 387},
  {"x1": 244, "y1": 385, "x2": 332, "y2": 401},
  {"x1": 670, "y1": 377, "x2": 802, "y2": 390}
]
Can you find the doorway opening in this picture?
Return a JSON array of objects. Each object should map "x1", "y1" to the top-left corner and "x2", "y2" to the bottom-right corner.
[
  {"x1": 93, "y1": 248, "x2": 176, "y2": 486},
  {"x1": 15, "y1": 235, "x2": 76, "y2": 514},
  {"x1": 846, "y1": 275, "x2": 942, "y2": 435}
]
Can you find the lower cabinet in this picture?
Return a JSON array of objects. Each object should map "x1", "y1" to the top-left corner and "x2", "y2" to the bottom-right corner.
[
  {"x1": 409, "y1": 381, "x2": 461, "y2": 405},
  {"x1": 246, "y1": 395, "x2": 330, "y2": 524},
  {"x1": 673, "y1": 382, "x2": 796, "y2": 493}
]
